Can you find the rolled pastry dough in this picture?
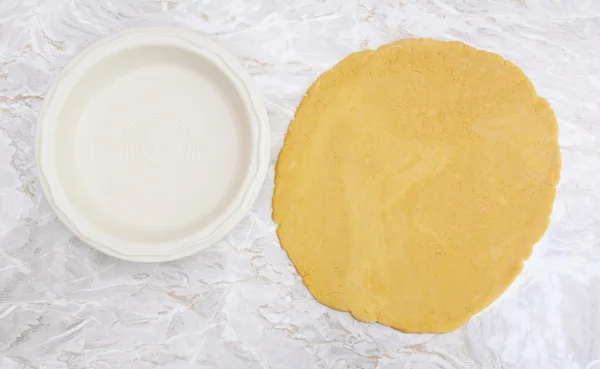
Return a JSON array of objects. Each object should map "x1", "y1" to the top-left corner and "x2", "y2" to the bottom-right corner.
[{"x1": 273, "y1": 39, "x2": 560, "y2": 333}]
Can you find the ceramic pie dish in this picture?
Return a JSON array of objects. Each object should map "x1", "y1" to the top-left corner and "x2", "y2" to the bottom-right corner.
[{"x1": 36, "y1": 27, "x2": 270, "y2": 262}]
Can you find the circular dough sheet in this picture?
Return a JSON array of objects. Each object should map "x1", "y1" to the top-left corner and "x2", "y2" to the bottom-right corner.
[{"x1": 273, "y1": 39, "x2": 561, "y2": 333}]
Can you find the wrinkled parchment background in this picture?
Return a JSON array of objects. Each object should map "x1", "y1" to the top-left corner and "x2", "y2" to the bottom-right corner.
[{"x1": 1, "y1": 0, "x2": 600, "y2": 368}]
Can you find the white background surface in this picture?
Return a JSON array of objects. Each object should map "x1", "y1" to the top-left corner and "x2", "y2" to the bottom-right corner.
[{"x1": 1, "y1": 0, "x2": 599, "y2": 368}]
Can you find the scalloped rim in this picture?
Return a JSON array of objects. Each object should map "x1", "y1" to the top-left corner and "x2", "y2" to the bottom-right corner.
[{"x1": 36, "y1": 27, "x2": 270, "y2": 262}]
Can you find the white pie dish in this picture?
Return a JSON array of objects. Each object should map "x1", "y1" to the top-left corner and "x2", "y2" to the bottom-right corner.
[{"x1": 36, "y1": 27, "x2": 269, "y2": 262}]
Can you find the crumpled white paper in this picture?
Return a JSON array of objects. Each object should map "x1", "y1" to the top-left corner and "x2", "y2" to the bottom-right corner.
[{"x1": 1, "y1": 0, "x2": 599, "y2": 368}]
